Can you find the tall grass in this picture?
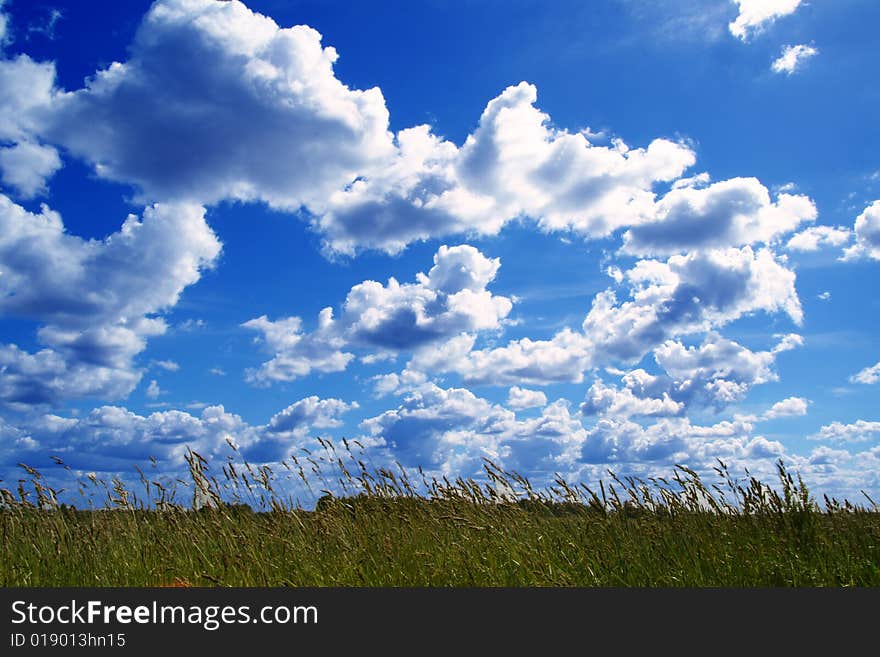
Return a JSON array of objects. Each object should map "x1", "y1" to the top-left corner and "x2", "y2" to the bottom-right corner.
[{"x1": 1, "y1": 441, "x2": 878, "y2": 586}]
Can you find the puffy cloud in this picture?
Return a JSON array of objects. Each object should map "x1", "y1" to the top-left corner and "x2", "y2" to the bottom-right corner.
[
  {"x1": 152, "y1": 360, "x2": 180, "y2": 372},
  {"x1": 243, "y1": 245, "x2": 512, "y2": 384},
  {"x1": 265, "y1": 396, "x2": 357, "y2": 436},
  {"x1": 0, "y1": 196, "x2": 221, "y2": 407},
  {"x1": 729, "y1": 0, "x2": 803, "y2": 41},
  {"x1": 145, "y1": 380, "x2": 163, "y2": 400},
  {"x1": 843, "y1": 200, "x2": 880, "y2": 260},
  {"x1": 372, "y1": 369, "x2": 428, "y2": 397},
  {"x1": 9, "y1": 0, "x2": 696, "y2": 255},
  {"x1": 811, "y1": 420, "x2": 880, "y2": 443},
  {"x1": 785, "y1": 225, "x2": 851, "y2": 252},
  {"x1": 851, "y1": 361, "x2": 880, "y2": 385},
  {"x1": 771, "y1": 44, "x2": 819, "y2": 75},
  {"x1": 6, "y1": 404, "x2": 261, "y2": 471},
  {"x1": 653, "y1": 333, "x2": 793, "y2": 407},
  {"x1": 42, "y1": 0, "x2": 393, "y2": 208},
  {"x1": 360, "y1": 383, "x2": 585, "y2": 475},
  {"x1": 0, "y1": 54, "x2": 57, "y2": 143},
  {"x1": 417, "y1": 246, "x2": 801, "y2": 388},
  {"x1": 0, "y1": 141, "x2": 62, "y2": 198},
  {"x1": 1, "y1": 394, "x2": 359, "y2": 471},
  {"x1": 0, "y1": 49, "x2": 61, "y2": 197},
  {"x1": 423, "y1": 329, "x2": 593, "y2": 386},
  {"x1": 622, "y1": 178, "x2": 816, "y2": 256},
  {"x1": 580, "y1": 415, "x2": 760, "y2": 464},
  {"x1": 762, "y1": 396, "x2": 809, "y2": 420},
  {"x1": 580, "y1": 379, "x2": 683, "y2": 418},
  {"x1": 507, "y1": 386, "x2": 548, "y2": 411},
  {"x1": 360, "y1": 384, "x2": 515, "y2": 472},
  {"x1": 242, "y1": 313, "x2": 354, "y2": 385},
  {"x1": 581, "y1": 247, "x2": 802, "y2": 362},
  {"x1": 320, "y1": 82, "x2": 695, "y2": 254}
]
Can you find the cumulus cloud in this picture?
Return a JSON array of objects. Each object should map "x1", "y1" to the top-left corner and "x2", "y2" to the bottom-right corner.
[
  {"x1": 242, "y1": 313, "x2": 354, "y2": 385},
  {"x1": 0, "y1": 48, "x2": 62, "y2": 197},
  {"x1": 843, "y1": 201, "x2": 880, "y2": 260},
  {"x1": 580, "y1": 379, "x2": 683, "y2": 418},
  {"x1": 580, "y1": 415, "x2": 767, "y2": 464},
  {"x1": 622, "y1": 178, "x2": 816, "y2": 256},
  {"x1": 582, "y1": 246, "x2": 802, "y2": 361},
  {"x1": 1, "y1": 394, "x2": 359, "y2": 471},
  {"x1": 654, "y1": 333, "x2": 796, "y2": 407},
  {"x1": 0, "y1": 0, "x2": 826, "y2": 262},
  {"x1": 729, "y1": 0, "x2": 804, "y2": 41},
  {"x1": 0, "y1": 196, "x2": 220, "y2": 408},
  {"x1": 417, "y1": 246, "x2": 802, "y2": 387},
  {"x1": 851, "y1": 362, "x2": 880, "y2": 385},
  {"x1": 1, "y1": 0, "x2": 699, "y2": 254},
  {"x1": 761, "y1": 396, "x2": 809, "y2": 420},
  {"x1": 360, "y1": 383, "x2": 516, "y2": 472},
  {"x1": 360, "y1": 383, "x2": 584, "y2": 475},
  {"x1": 41, "y1": 0, "x2": 393, "y2": 209},
  {"x1": 0, "y1": 141, "x2": 62, "y2": 198},
  {"x1": 372, "y1": 369, "x2": 428, "y2": 397},
  {"x1": 507, "y1": 386, "x2": 548, "y2": 411},
  {"x1": 265, "y1": 396, "x2": 357, "y2": 436},
  {"x1": 243, "y1": 245, "x2": 512, "y2": 384},
  {"x1": 811, "y1": 420, "x2": 880, "y2": 444},
  {"x1": 771, "y1": 44, "x2": 819, "y2": 75},
  {"x1": 145, "y1": 380, "x2": 163, "y2": 400},
  {"x1": 319, "y1": 82, "x2": 695, "y2": 254},
  {"x1": 786, "y1": 225, "x2": 851, "y2": 252}
]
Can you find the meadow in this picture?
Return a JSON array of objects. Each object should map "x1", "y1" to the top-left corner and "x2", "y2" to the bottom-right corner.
[{"x1": 2, "y1": 442, "x2": 878, "y2": 587}]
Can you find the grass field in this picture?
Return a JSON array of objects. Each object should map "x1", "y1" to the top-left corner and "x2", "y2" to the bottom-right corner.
[{"x1": 2, "y1": 445, "x2": 879, "y2": 587}]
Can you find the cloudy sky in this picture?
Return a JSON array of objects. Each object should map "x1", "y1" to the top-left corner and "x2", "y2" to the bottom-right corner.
[{"x1": 1, "y1": 0, "x2": 878, "y2": 503}]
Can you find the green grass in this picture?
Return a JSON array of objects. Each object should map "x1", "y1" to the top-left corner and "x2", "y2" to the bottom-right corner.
[{"x1": 2, "y1": 446, "x2": 879, "y2": 587}]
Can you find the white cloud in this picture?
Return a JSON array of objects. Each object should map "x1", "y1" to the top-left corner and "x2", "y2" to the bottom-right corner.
[
  {"x1": 0, "y1": 195, "x2": 220, "y2": 407},
  {"x1": 372, "y1": 369, "x2": 428, "y2": 397},
  {"x1": 653, "y1": 333, "x2": 797, "y2": 407},
  {"x1": 1, "y1": 393, "x2": 361, "y2": 471},
  {"x1": 851, "y1": 362, "x2": 880, "y2": 385},
  {"x1": 580, "y1": 415, "x2": 762, "y2": 464},
  {"x1": 41, "y1": 0, "x2": 393, "y2": 209},
  {"x1": 145, "y1": 380, "x2": 163, "y2": 400},
  {"x1": 582, "y1": 247, "x2": 802, "y2": 361},
  {"x1": 580, "y1": 379, "x2": 683, "y2": 418},
  {"x1": 242, "y1": 312, "x2": 354, "y2": 385},
  {"x1": 319, "y1": 82, "x2": 695, "y2": 254},
  {"x1": 265, "y1": 396, "x2": 357, "y2": 436},
  {"x1": 5, "y1": 0, "x2": 697, "y2": 256},
  {"x1": 817, "y1": 291, "x2": 831, "y2": 301},
  {"x1": 417, "y1": 246, "x2": 802, "y2": 387},
  {"x1": 771, "y1": 44, "x2": 819, "y2": 75},
  {"x1": 729, "y1": 0, "x2": 804, "y2": 41},
  {"x1": 243, "y1": 245, "x2": 512, "y2": 384},
  {"x1": 761, "y1": 396, "x2": 809, "y2": 420},
  {"x1": 153, "y1": 360, "x2": 180, "y2": 372},
  {"x1": 208, "y1": 367, "x2": 226, "y2": 377},
  {"x1": 507, "y1": 386, "x2": 548, "y2": 411},
  {"x1": 423, "y1": 329, "x2": 594, "y2": 386},
  {"x1": 786, "y1": 225, "x2": 851, "y2": 252},
  {"x1": 622, "y1": 177, "x2": 816, "y2": 256},
  {"x1": 843, "y1": 200, "x2": 880, "y2": 260},
  {"x1": 0, "y1": 141, "x2": 62, "y2": 198},
  {"x1": 811, "y1": 420, "x2": 880, "y2": 443}
]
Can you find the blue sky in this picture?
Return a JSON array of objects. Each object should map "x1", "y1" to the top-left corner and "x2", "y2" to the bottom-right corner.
[{"x1": 0, "y1": 0, "x2": 878, "y2": 503}]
